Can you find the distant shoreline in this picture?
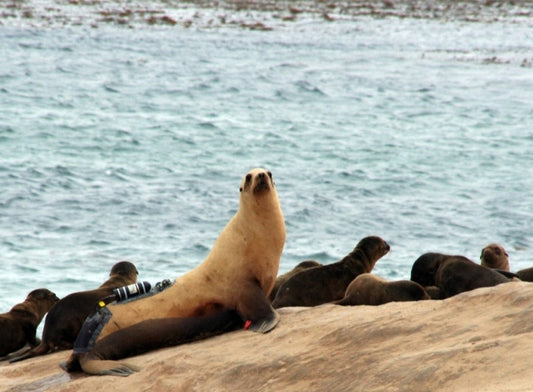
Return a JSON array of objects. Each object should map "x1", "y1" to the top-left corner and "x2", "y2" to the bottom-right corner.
[{"x1": 1, "y1": 0, "x2": 532, "y2": 29}]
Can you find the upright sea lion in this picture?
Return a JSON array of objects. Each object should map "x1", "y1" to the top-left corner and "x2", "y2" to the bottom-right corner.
[
  {"x1": 335, "y1": 273, "x2": 430, "y2": 306},
  {"x1": 271, "y1": 236, "x2": 390, "y2": 308},
  {"x1": 435, "y1": 255, "x2": 511, "y2": 298},
  {"x1": 480, "y1": 243, "x2": 510, "y2": 271},
  {"x1": 8, "y1": 261, "x2": 138, "y2": 363},
  {"x1": 63, "y1": 168, "x2": 286, "y2": 376},
  {"x1": 268, "y1": 260, "x2": 322, "y2": 302},
  {"x1": 0, "y1": 289, "x2": 59, "y2": 357}
]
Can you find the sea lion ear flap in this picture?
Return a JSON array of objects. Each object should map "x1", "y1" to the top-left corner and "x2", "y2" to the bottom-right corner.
[{"x1": 239, "y1": 186, "x2": 243, "y2": 192}]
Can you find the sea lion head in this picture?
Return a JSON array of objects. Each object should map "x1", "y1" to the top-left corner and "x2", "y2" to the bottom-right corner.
[
  {"x1": 356, "y1": 236, "x2": 391, "y2": 259},
  {"x1": 26, "y1": 288, "x2": 60, "y2": 304},
  {"x1": 109, "y1": 261, "x2": 139, "y2": 280},
  {"x1": 239, "y1": 168, "x2": 274, "y2": 195},
  {"x1": 23, "y1": 288, "x2": 60, "y2": 317},
  {"x1": 480, "y1": 243, "x2": 509, "y2": 271}
]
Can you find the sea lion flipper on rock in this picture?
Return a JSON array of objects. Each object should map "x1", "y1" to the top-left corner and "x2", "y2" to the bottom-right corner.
[
  {"x1": 77, "y1": 356, "x2": 140, "y2": 377},
  {"x1": 237, "y1": 281, "x2": 280, "y2": 333}
]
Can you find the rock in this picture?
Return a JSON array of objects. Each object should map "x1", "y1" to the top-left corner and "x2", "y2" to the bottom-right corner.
[{"x1": 1, "y1": 281, "x2": 533, "y2": 391}]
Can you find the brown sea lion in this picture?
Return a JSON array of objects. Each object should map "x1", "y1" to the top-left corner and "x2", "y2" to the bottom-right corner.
[
  {"x1": 0, "y1": 289, "x2": 59, "y2": 357},
  {"x1": 8, "y1": 261, "x2": 138, "y2": 363},
  {"x1": 435, "y1": 255, "x2": 511, "y2": 298},
  {"x1": 268, "y1": 260, "x2": 322, "y2": 302},
  {"x1": 62, "y1": 168, "x2": 286, "y2": 376},
  {"x1": 516, "y1": 267, "x2": 533, "y2": 282},
  {"x1": 410, "y1": 252, "x2": 452, "y2": 288},
  {"x1": 335, "y1": 273, "x2": 430, "y2": 306},
  {"x1": 423, "y1": 286, "x2": 443, "y2": 300},
  {"x1": 271, "y1": 236, "x2": 390, "y2": 308},
  {"x1": 480, "y1": 243, "x2": 510, "y2": 271}
]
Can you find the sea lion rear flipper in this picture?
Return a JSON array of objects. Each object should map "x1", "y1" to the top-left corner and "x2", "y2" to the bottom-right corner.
[
  {"x1": 80, "y1": 355, "x2": 140, "y2": 377},
  {"x1": 238, "y1": 282, "x2": 280, "y2": 333}
]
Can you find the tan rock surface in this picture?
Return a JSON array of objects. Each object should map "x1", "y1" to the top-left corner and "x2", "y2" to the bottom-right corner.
[{"x1": 2, "y1": 281, "x2": 533, "y2": 392}]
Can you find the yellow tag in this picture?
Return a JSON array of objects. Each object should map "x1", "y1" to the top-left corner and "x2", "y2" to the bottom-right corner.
[{"x1": 98, "y1": 301, "x2": 105, "y2": 308}]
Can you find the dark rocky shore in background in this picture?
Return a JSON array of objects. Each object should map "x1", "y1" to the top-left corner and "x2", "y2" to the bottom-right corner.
[{"x1": 1, "y1": 0, "x2": 532, "y2": 28}]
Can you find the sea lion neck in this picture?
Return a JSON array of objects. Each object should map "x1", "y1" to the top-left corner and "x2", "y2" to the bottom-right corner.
[{"x1": 340, "y1": 247, "x2": 374, "y2": 275}]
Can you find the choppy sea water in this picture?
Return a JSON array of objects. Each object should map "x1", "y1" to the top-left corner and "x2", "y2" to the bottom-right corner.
[{"x1": 1, "y1": 4, "x2": 532, "y2": 315}]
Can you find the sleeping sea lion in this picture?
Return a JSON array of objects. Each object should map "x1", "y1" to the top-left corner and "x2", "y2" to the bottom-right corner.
[
  {"x1": 516, "y1": 267, "x2": 533, "y2": 282},
  {"x1": 269, "y1": 260, "x2": 322, "y2": 302},
  {"x1": 0, "y1": 289, "x2": 59, "y2": 357},
  {"x1": 335, "y1": 273, "x2": 430, "y2": 306},
  {"x1": 8, "y1": 261, "x2": 138, "y2": 362},
  {"x1": 62, "y1": 168, "x2": 286, "y2": 376},
  {"x1": 410, "y1": 252, "x2": 452, "y2": 288},
  {"x1": 435, "y1": 255, "x2": 511, "y2": 298},
  {"x1": 271, "y1": 236, "x2": 390, "y2": 308}
]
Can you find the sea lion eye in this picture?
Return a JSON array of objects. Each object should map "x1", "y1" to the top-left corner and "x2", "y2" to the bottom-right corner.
[
  {"x1": 267, "y1": 171, "x2": 272, "y2": 179},
  {"x1": 245, "y1": 174, "x2": 252, "y2": 183}
]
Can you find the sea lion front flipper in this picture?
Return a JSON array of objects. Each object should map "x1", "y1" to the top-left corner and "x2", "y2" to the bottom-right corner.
[
  {"x1": 237, "y1": 282, "x2": 280, "y2": 333},
  {"x1": 246, "y1": 310, "x2": 280, "y2": 333}
]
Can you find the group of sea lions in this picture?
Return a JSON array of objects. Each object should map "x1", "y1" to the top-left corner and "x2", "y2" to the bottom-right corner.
[
  {"x1": 0, "y1": 168, "x2": 530, "y2": 379},
  {"x1": 0, "y1": 261, "x2": 139, "y2": 362},
  {"x1": 272, "y1": 240, "x2": 529, "y2": 310}
]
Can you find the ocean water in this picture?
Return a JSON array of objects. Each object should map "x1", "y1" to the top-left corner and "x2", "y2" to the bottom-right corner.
[{"x1": 1, "y1": 8, "x2": 532, "y2": 315}]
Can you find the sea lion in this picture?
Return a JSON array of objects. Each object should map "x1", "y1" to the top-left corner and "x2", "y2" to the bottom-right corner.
[
  {"x1": 423, "y1": 286, "x2": 442, "y2": 300},
  {"x1": 8, "y1": 261, "x2": 138, "y2": 363},
  {"x1": 268, "y1": 260, "x2": 322, "y2": 302},
  {"x1": 480, "y1": 243, "x2": 510, "y2": 271},
  {"x1": 516, "y1": 267, "x2": 533, "y2": 282},
  {"x1": 335, "y1": 273, "x2": 430, "y2": 306},
  {"x1": 63, "y1": 168, "x2": 286, "y2": 376},
  {"x1": 410, "y1": 252, "x2": 452, "y2": 288},
  {"x1": 271, "y1": 236, "x2": 390, "y2": 308},
  {"x1": 0, "y1": 289, "x2": 59, "y2": 357},
  {"x1": 435, "y1": 255, "x2": 511, "y2": 298}
]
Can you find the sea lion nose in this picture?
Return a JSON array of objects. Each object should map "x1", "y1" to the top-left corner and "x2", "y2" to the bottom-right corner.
[{"x1": 258, "y1": 172, "x2": 265, "y2": 179}]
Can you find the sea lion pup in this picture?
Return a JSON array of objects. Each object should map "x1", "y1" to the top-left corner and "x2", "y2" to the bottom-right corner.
[
  {"x1": 516, "y1": 267, "x2": 533, "y2": 282},
  {"x1": 63, "y1": 168, "x2": 286, "y2": 376},
  {"x1": 271, "y1": 236, "x2": 390, "y2": 308},
  {"x1": 410, "y1": 252, "x2": 455, "y2": 298},
  {"x1": 410, "y1": 252, "x2": 452, "y2": 288},
  {"x1": 480, "y1": 243, "x2": 510, "y2": 271},
  {"x1": 268, "y1": 260, "x2": 322, "y2": 302},
  {"x1": 335, "y1": 273, "x2": 430, "y2": 306},
  {"x1": 0, "y1": 289, "x2": 59, "y2": 358},
  {"x1": 8, "y1": 261, "x2": 138, "y2": 363},
  {"x1": 435, "y1": 255, "x2": 511, "y2": 299}
]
